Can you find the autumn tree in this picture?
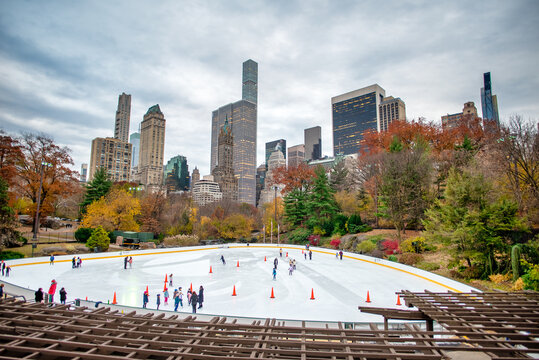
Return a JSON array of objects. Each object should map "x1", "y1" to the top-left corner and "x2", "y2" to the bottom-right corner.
[
  {"x1": 214, "y1": 214, "x2": 253, "y2": 240},
  {"x1": 139, "y1": 189, "x2": 166, "y2": 234},
  {"x1": 0, "y1": 176, "x2": 22, "y2": 251},
  {"x1": 82, "y1": 188, "x2": 141, "y2": 231},
  {"x1": 378, "y1": 136, "x2": 433, "y2": 239},
  {"x1": 14, "y1": 133, "x2": 79, "y2": 228},
  {"x1": 80, "y1": 167, "x2": 112, "y2": 214}
]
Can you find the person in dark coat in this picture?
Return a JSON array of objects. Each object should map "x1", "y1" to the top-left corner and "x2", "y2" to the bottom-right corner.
[
  {"x1": 35, "y1": 288, "x2": 44, "y2": 303},
  {"x1": 142, "y1": 291, "x2": 149, "y2": 308},
  {"x1": 274, "y1": 258, "x2": 278, "y2": 269},
  {"x1": 339, "y1": 250, "x2": 343, "y2": 260},
  {"x1": 198, "y1": 286, "x2": 204, "y2": 309},
  {"x1": 0, "y1": 284, "x2": 4, "y2": 299},
  {"x1": 2, "y1": 261, "x2": 5, "y2": 276},
  {"x1": 156, "y1": 294, "x2": 161, "y2": 310},
  {"x1": 220, "y1": 255, "x2": 226, "y2": 265},
  {"x1": 191, "y1": 291, "x2": 198, "y2": 313},
  {"x1": 59, "y1": 287, "x2": 67, "y2": 304},
  {"x1": 124, "y1": 256, "x2": 128, "y2": 269}
]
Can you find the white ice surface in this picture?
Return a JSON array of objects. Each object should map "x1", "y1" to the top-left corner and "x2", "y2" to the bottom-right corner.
[{"x1": 4, "y1": 244, "x2": 477, "y2": 323}]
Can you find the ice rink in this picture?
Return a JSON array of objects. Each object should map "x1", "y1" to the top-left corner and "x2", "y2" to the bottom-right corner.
[{"x1": 4, "y1": 244, "x2": 476, "y2": 323}]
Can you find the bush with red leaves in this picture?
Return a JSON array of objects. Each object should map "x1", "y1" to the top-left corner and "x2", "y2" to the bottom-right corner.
[
  {"x1": 381, "y1": 239, "x2": 401, "y2": 255},
  {"x1": 308, "y1": 235, "x2": 320, "y2": 246}
]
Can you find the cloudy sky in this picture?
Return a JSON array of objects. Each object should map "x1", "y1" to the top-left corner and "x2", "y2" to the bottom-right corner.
[{"x1": 1, "y1": 1, "x2": 538, "y2": 176}]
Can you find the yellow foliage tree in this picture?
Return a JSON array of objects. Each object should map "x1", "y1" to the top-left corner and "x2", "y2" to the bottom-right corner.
[
  {"x1": 215, "y1": 214, "x2": 253, "y2": 240},
  {"x1": 261, "y1": 197, "x2": 284, "y2": 235},
  {"x1": 82, "y1": 189, "x2": 141, "y2": 232}
]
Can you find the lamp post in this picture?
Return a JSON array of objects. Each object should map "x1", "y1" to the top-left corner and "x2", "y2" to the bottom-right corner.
[
  {"x1": 32, "y1": 161, "x2": 52, "y2": 257},
  {"x1": 273, "y1": 185, "x2": 278, "y2": 244}
]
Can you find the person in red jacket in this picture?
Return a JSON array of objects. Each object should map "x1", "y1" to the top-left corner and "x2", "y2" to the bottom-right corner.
[{"x1": 48, "y1": 279, "x2": 57, "y2": 303}]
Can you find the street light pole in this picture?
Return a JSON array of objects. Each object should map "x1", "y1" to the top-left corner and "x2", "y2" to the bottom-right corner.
[
  {"x1": 32, "y1": 162, "x2": 51, "y2": 257},
  {"x1": 273, "y1": 185, "x2": 278, "y2": 244}
]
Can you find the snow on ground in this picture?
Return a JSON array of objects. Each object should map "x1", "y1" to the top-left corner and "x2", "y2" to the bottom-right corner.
[{"x1": 3, "y1": 244, "x2": 476, "y2": 323}]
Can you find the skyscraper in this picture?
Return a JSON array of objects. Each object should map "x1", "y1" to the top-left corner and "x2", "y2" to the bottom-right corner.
[
  {"x1": 210, "y1": 60, "x2": 258, "y2": 205},
  {"x1": 129, "y1": 132, "x2": 140, "y2": 168},
  {"x1": 331, "y1": 85, "x2": 386, "y2": 156},
  {"x1": 481, "y1": 72, "x2": 500, "y2": 127},
  {"x1": 379, "y1": 96, "x2": 406, "y2": 131},
  {"x1": 114, "y1": 93, "x2": 131, "y2": 143},
  {"x1": 88, "y1": 137, "x2": 132, "y2": 182},
  {"x1": 164, "y1": 155, "x2": 189, "y2": 192},
  {"x1": 304, "y1": 126, "x2": 322, "y2": 161},
  {"x1": 265, "y1": 139, "x2": 286, "y2": 169},
  {"x1": 287, "y1": 144, "x2": 305, "y2": 168},
  {"x1": 80, "y1": 163, "x2": 88, "y2": 182},
  {"x1": 139, "y1": 104, "x2": 166, "y2": 189},
  {"x1": 212, "y1": 118, "x2": 238, "y2": 201},
  {"x1": 191, "y1": 167, "x2": 200, "y2": 190}
]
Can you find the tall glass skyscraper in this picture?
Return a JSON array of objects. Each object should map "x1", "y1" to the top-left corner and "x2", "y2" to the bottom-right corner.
[
  {"x1": 265, "y1": 139, "x2": 286, "y2": 169},
  {"x1": 304, "y1": 126, "x2": 321, "y2": 161},
  {"x1": 331, "y1": 85, "x2": 385, "y2": 156},
  {"x1": 129, "y1": 132, "x2": 140, "y2": 167},
  {"x1": 210, "y1": 60, "x2": 258, "y2": 205},
  {"x1": 114, "y1": 93, "x2": 131, "y2": 143},
  {"x1": 164, "y1": 155, "x2": 189, "y2": 192},
  {"x1": 481, "y1": 72, "x2": 500, "y2": 127}
]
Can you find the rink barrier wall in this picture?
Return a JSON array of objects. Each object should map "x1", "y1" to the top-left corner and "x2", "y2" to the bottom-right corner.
[{"x1": 4, "y1": 243, "x2": 472, "y2": 294}]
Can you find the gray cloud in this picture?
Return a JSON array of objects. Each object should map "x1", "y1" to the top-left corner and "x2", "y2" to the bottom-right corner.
[{"x1": 1, "y1": 0, "x2": 538, "y2": 177}]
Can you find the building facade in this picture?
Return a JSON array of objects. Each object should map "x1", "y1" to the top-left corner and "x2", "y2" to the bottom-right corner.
[
  {"x1": 210, "y1": 60, "x2": 257, "y2": 205},
  {"x1": 164, "y1": 155, "x2": 189, "y2": 193},
  {"x1": 481, "y1": 72, "x2": 500, "y2": 127},
  {"x1": 304, "y1": 126, "x2": 321, "y2": 161},
  {"x1": 114, "y1": 93, "x2": 131, "y2": 143},
  {"x1": 139, "y1": 104, "x2": 166, "y2": 188},
  {"x1": 442, "y1": 101, "x2": 478, "y2": 130},
  {"x1": 331, "y1": 85, "x2": 386, "y2": 156},
  {"x1": 265, "y1": 139, "x2": 286, "y2": 169},
  {"x1": 379, "y1": 96, "x2": 406, "y2": 131},
  {"x1": 88, "y1": 137, "x2": 132, "y2": 182},
  {"x1": 130, "y1": 132, "x2": 140, "y2": 167},
  {"x1": 288, "y1": 144, "x2": 305, "y2": 168},
  {"x1": 212, "y1": 119, "x2": 238, "y2": 201},
  {"x1": 256, "y1": 164, "x2": 266, "y2": 206},
  {"x1": 80, "y1": 163, "x2": 88, "y2": 183},
  {"x1": 259, "y1": 150, "x2": 286, "y2": 206},
  {"x1": 192, "y1": 176, "x2": 223, "y2": 206},
  {"x1": 191, "y1": 167, "x2": 200, "y2": 191}
]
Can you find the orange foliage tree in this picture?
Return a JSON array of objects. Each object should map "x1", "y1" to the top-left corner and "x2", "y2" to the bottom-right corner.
[{"x1": 82, "y1": 188, "x2": 141, "y2": 232}]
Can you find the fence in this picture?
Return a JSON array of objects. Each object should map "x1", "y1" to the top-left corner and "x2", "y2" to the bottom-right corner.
[{"x1": 22, "y1": 232, "x2": 76, "y2": 243}]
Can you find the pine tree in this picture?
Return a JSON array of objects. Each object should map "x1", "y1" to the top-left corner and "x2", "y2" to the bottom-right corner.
[
  {"x1": 283, "y1": 188, "x2": 308, "y2": 227},
  {"x1": 86, "y1": 225, "x2": 110, "y2": 252},
  {"x1": 80, "y1": 167, "x2": 112, "y2": 214},
  {"x1": 306, "y1": 166, "x2": 339, "y2": 229}
]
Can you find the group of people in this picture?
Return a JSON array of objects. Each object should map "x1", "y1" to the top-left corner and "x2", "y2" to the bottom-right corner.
[
  {"x1": 34, "y1": 279, "x2": 67, "y2": 305},
  {"x1": 336, "y1": 250, "x2": 343, "y2": 260},
  {"x1": 1, "y1": 261, "x2": 12, "y2": 277},
  {"x1": 71, "y1": 256, "x2": 82, "y2": 268},
  {"x1": 143, "y1": 285, "x2": 204, "y2": 313},
  {"x1": 123, "y1": 256, "x2": 133, "y2": 269}
]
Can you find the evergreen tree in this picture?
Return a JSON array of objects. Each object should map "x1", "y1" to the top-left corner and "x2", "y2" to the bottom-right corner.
[
  {"x1": 306, "y1": 166, "x2": 339, "y2": 229},
  {"x1": 80, "y1": 167, "x2": 112, "y2": 214},
  {"x1": 86, "y1": 225, "x2": 110, "y2": 252},
  {"x1": 329, "y1": 159, "x2": 349, "y2": 192},
  {"x1": 283, "y1": 188, "x2": 308, "y2": 227}
]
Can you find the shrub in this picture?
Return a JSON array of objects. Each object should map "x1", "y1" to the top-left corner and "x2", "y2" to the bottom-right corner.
[
  {"x1": 381, "y1": 239, "x2": 400, "y2": 255},
  {"x1": 74, "y1": 227, "x2": 93, "y2": 242},
  {"x1": 417, "y1": 261, "x2": 441, "y2": 272},
  {"x1": 312, "y1": 226, "x2": 325, "y2": 236},
  {"x1": 400, "y1": 236, "x2": 427, "y2": 254},
  {"x1": 288, "y1": 228, "x2": 311, "y2": 244},
  {"x1": 346, "y1": 214, "x2": 363, "y2": 234},
  {"x1": 162, "y1": 234, "x2": 200, "y2": 247},
  {"x1": 356, "y1": 240, "x2": 376, "y2": 254},
  {"x1": 512, "y1": 277, "x2": 524, "y2": 290},
  {"x1": 522, "y1": 263, "x2": 539, "y2": 291},
  {"x1": 329, "y1": 237, "x2": 341, "y2": 249},
  {"x1": 86, "y1": 226, "x2": 110, "y2": 252},
  {"x1": 332, "y1": 214, "x2": 348, "y2": 236},
  {"x1": 319, "y1": 219, "x2": 334, "y2": 236},
  {"x1": 308, "y1": 234, "x2": 320, "y2": 246},
  {"x1": 399, "y1": 253, "x2": 423, "y2": 266},
  {"x1": 489, "y1": 273, "x2": 511, "y2": 284},
  {"x1": 0, "y1": 250, "x2": 24, "y2": 260},
  {"x1": 388, "y1": 255, "x2": 398, "y2": 262}
]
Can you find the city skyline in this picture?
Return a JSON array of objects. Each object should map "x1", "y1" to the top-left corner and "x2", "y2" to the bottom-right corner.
[{"x1": 1, "y1": 1, "x2": 538, "y2": 177}]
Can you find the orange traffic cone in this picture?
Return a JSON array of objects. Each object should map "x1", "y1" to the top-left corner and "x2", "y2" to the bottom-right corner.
[
  {"x1": 366, "y1": 291, "x2": 371, "y2": 303},
  {"x1": 165, "y1": 274, "x2": 168, "y2": 284},
  {"x1": 264, "y1": 256, "x2": 267, "y2": 261},
  {"x1": 209, "y1": 266, "x2": 213, "y2": 273},
  {"x1": 85, "y1": 296, "x2": 88, "y2": 300},
  {"x1": 310, "y1": 288, "x2": 315, "y2": 300},
  {"x1": 396, "y1": 294, "x2": 402, "y2": 306},
  {"x1": 190, "y1": 283, "x2": 193, "y2": 292},
  {"x1": 146, "y1": 286, "x2": 149, "y2": 293},
  {"x1": 237, "y1": 260, "x2": 240, "y2": 267},
  {"x1": 163, "y1": 282, "x2": 167, "y2": 291},
  {"x1": 270, "y1": 287, "x2": 275, "y2": 298},
  {"x1": 112, "y1": 292, "x2": 117, "y2": 305},
  {"x1": 232, "y1": 285, "x2": 237, "y2": 296}
]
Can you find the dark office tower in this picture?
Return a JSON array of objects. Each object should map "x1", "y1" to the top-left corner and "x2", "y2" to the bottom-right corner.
[
  {"x1": 212, "y1": 118, "x2": 238, "y2": 202},
  {"x1": 242, "y1": 59, "x2": 258, "y2": 104},
  {"x1": 114, "y1": 93, "x2": 131, "y2": 143},
  {"x1": 332, "y1": 85, "x2": 386, "y2": 156},
  {"x1": 256, "y1": 164, "x2": 266, "y2": 206},
  {"x1": 163, "y1": 155, "x2": 189, "y2": 192},
  {"x1": 265, "y1": 139, "x2": 286, "y2": 169},
  {"x1": 211, "y1": 60, "x2": 258, "y2": 206},
  {"x1": 288, "y1": 144, "x2": 305, "y2": 168},
  {"x1": 191, "y1": 167, "x2": 200, "y2": 190},
  {"x1": 304, "y1": 126, "x2": 322, "y2": 161},
  {"x1": 481, "y1": 72, "x2": 500, "y2": 127}
]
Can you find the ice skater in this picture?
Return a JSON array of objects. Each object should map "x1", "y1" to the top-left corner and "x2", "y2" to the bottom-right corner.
[
  {"x1": 339, "y1": 250, "x2": 343, "y2": 260},
  {"x1": 191, "y1": 291, "x2": 198, "y2": 313},
  {"x1": 5, "y1": 266, "x2": 10, "y2": 277},
  {"x1": 309, "y1": 250, "x2": 312, "y2": 260},
  {"x1": 304, "y1": 252, "x2": 307, "y2": 260},
  {"x1": 1, "y1": 261, "x2": 5, "y2": 276},
  {"x1": 59, "y1": 287, "x2": 67, "y2": 305},
  {"x1": 220, "y1": 255, "x2": 226, "y2": 265},
  {"x1": 72, "y1": 257, "x2": 76, "y2": 268},
  {"x1": 49, "y1": 255, "x2": 55, "y2": 265},
  {"x1": 124, "y1": 256, "x2": 128, "y2": 269},
  {"x1": 272, "y1": 267, "x2": 277, "y2": 280},
  {"x1": 274, "y1": 258, "x2": 278, "y2": 269},
  {"x1": 156, "y1": 294, "x2": 161, "y2": 310},
  {"x1": 128, "y1": 256, "x2": 133, "y2": 268},
  {"x1": 0, "y1": 284, "x2": 3, "y2": 299},
  {"x1": 48, "y1": 279, "x2": 57, "y2": 303},
  {"x1": 198, "y1": 286, "x2": 204, "y2": 309},
  {"x1": 293, "y1": 259, "x2": 296, "y2": 270},
  {"x1": 142, "y1": 291, "x2": 149, "y2": 308},
  {"x1": 173, "y1": 289, "x2": 180, "y2": 311},
  {"x1": 163, "y1": 288, "x2": 169, "y2": 305},
  {"x1": 169, "y1": 274, "x2": 173, "y2": 287},
  {"x1": 178, "y1": 287, "x2": 184, "y2": 308},
  {"x1": 279, "y1": 248, "x2": 282, "y2": 257},
  {"x1": 289, "y1": 264, "x2": 293, "y2": 275},
  {"x1": 187, "y1": 288, "x2": 192, "y2": 305}
]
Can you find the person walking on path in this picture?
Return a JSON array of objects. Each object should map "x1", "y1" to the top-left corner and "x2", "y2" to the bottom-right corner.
[
  {"x1": 198, "y1": 286, "x2": 204, "y2": 309},
  {"x1": 142, "y1": 291, "x2": 149, "y2": 308},
  {"x1": 35, "y1": 288, "x2": 44, "y2": 303},
  {"x1": 272, "y1": 267, "x2": 277, "y2": 280},
  {"x1": 163, "y1": 288, "x2": 169, "y2": 305},
  {"x1": 48, "y1": 280, "x2": 57, "y2": 303},
  {"x1": 59, "y1": 287, "x2": 67, "y2": 305},
  {"x1": 49, "y1": 255, "x2": 55, "y2": 265},
  {"x1": 190, "y1": 291, "x2": 198, "y2": 313},
  {"x1": 156, "y1": 294, "x2": 161, "y2": 310}
]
